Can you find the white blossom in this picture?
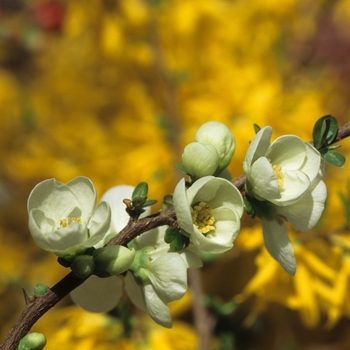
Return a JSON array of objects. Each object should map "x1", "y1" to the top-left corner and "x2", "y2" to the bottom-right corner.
[{"x1": 173, "y1": 176, "x2": 244, "y2": 253}]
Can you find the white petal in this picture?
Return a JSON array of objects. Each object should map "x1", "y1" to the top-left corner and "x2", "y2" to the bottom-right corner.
[
  {"x1": 67, "y1": 176, "x2": 97, "y2": 219},
  {"x1": 70, "y1": 275, "x2": 122, "y2": 313},
  {"x1": 272, "y1": 170, "x2": 310, "y2": 205},
  {"x1": 173, "y1": 178, "x2": 195, "y2": 234},
  {"x1": 299, "y1": 143, "x2": 321, "y2": 182},
  {"x1": 243, "y1": 126, "x2": 272, "y2": 172},
  {"x1": 143, "y1": 284, "x2": 172, "y2": 328},
  {"x1": 29, "y1": 208, "x2": 88, "y2": 252},
  {"x1": 261, "y1": 218, "x2": 296, "y2": 276},
  {"x1": 192, "y1": 207, "x2": 240, "y2": 254},
  {"x1": 124, "y1": 272, "x2": 146, "y2": 311},
  {"x1": 179, "y1": 245, "x2": 203, "y2": 268},
  {"x1": 186, "y1": 176, "x2": 218, "y2": 204},
  {"x1": 148, "y1": 253, "x2": 188, "y2": 301},
  {"x1": 266, "y1": 135, "x2": 306, "y2": 170},
  {"x1": 198, "y1": 177, "x2": 244, "y2": 217},
  {"x1": 250, "y1": 157, "x2": 280, "y2": 200},
  {"x1": 27, "y1": 178, "x2": 80, "y2": 221},
  {"x1": 85, "y1": 201, "x2": 111, "y2": 247},
  {"x1": 100, "y1": 185, "x2": 135, "y2": 233},
  {"x1": 279, "y1": 180, "x2": 327, "y2": 231}
]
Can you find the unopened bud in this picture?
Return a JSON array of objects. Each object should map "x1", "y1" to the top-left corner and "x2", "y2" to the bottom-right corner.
[
  {"x1": 93, "y1": 245, "x2": 135, "y2": 276},
  {"x1": 195, "y1": 121, "x2": 236, "y2": 171},
  {"x1": 19, "y1": 332, "x2": 47, "y2": 350},
  {"x1": 71, "y1": 255, "x2": 95, "y2": 279}
]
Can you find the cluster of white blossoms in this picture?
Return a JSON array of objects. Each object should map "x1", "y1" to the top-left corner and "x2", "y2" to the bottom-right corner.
[{"x1": 26, "y1": 121, "x2": 328, "y2": 328}]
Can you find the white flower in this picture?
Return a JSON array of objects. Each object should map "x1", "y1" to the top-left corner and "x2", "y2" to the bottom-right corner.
[
  {"x1": 243, "y1": 127, "x2": 327, "y2": 275},
  {"x1": 173, "y1": 176, "x2": 244, "y2": 253},
  {"x1": 27, "y1": 176, "x2": 111, "y2": 258},
  {"x1": 243, "y1": 126, "x2": 322, "y2": 206},
  {"x1": 260, "y1": 179, "x2": 327, "y2": 275},
  {"x1": 182, "y1": 142, "x2": 220, "y2": 178},
  {"x1": 125, "y1": 227, "x2": 202, "y2": 328},
  {"x1": 195, "y1": 121, "x2": 236, "y2": 171},
  {"x1": 71, "y1": 184, "x2": 202, "y2": 327}
]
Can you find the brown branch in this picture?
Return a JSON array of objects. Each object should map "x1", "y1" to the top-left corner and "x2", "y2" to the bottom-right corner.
[{"x1": 1, "y1": 122, "x2": 350, "y2": 349}]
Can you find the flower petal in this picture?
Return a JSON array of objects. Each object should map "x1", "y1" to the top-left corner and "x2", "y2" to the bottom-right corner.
[
  {"x1": 70, "y1": 275, "x2": 122, "y2": 313},
  {"x1": 279, "y1": 180, "x2": 327, "y2": 231},
  {"x1": 124, "y1": 272, "x2": 146, "y2": 311},
  {"x1": 261, "y1": 218, "x2": 296, "y2": 275},
  {"x1": 243, "y1": 126, "x2": 272, "y2": 172},
  {"x1": 250, "y1": 157, "x2": 280, "y2": 200},
  {"x1": 173, "y1": 178, "x2": 195, "y2": 234},
  {"x1": 266, "y1": 135, "x2": 306, "y2": 170},
  {"x1": 192, "y1": 207, "x2": 240, "y2": 253},
  {"x1": 85, "y1": 201, "x2": 111, "y2": 247},
  {"x1": 147, "y1": 253, "x2": 188, "y2": 301},
  {"x1": 66, "y1": 176, "x2": 97, "y2": 220},
  {"x1": 27, "y1": 178, "x2": 80, "y2": 221},
  {"x1": 299, "y1": 143, "x2": 321, "y2": 182},
  {"x1": 143, "y1": 284, "x2": 172, "y2": 328}
]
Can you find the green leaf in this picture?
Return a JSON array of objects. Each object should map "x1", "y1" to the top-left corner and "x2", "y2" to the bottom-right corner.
[
  {"x1": 164, "y1": 226, "x2": 179, "y2": 243},
  {"x1": 313, "y1": 115, "x2": 338, "y2": 149},
  {"x1": 322, "y1": 150, "x2": 346, "y2": 167},
  {"x1": 175, "y1": 164, "x2": 188, "y2": 174},
  {"x1": 142, "y1": 199, "x2": 157, "y2": 207},
  {"x1": 132, "y1": 182, "x2": 148, "y2": 206},
  {"x1": 253, "y1": 124, "x2": 261, "y2": 134},
  {"x1": 170, "y1": 235, "x2": 185, "y2": 251}
]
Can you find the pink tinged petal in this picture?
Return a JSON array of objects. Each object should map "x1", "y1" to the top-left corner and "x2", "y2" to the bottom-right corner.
[
  {"x1": 124, "y1": 272, "x2": 146, "y2": 311},
  {"x1": 299, "y1": 143, "x2": 321, "y2": 182},
  {"x1": 266, "y1": 135, "x2": 306, "y2": 170},
  {"x1": 148, "y1": 253, "x2": 188, "y2": 301},
  {"x1": 250, "y1": 157, "x2": 280, "y2": 200},
  {"x1": 279, "y1": 180, "x2": 327, "y2": 231},
  {"x1": 85, "y1": 201, "x2": 111, "y2": 247},
  {"x1": 192, "y1": 207, "x2": 240, "y2": 254},
  {"x1": 173, "y1": 178, "x2": 195, "y2": 234},
  {"x1": 70, "y1": 275, "x2": 122, "y2": 313},
  {"x1": 261, "y1": 218, "x2": 296, "y2": 276},
  {"x1": 243, "y1": 126, "x2": 272, "y2": 172},
  {"x1": 273, "y1": 170, "x2": 310, "y2": 205},
  {"x1": 143, "y1": 284, "x2": 173, "y2": 328},
  {"x1": 27, "y1": 178, "x2": 80, "y2": 221},
  {"x1": 66, "y1": 176, "x2": 97, "y2": 219}
]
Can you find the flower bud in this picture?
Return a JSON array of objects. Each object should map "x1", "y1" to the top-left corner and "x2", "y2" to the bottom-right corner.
[
  {"x1": 182, "y1": 142, "x2": 220, "y2": 178},
  {"x1": 93, "y1": 245, "x2": 135, "y2": 276},
  {"x1": 71, "y1": 255, "x2": 95, "y2": 279},
  {"x1": 19, "y1": 332, "x2": 47, "y2": 350},
  {"x1": 34, "y1": 284, "x2": 50, "y2": 298},
  {"x1": 195, "y1": 121, "x2": 236, "y2": 171}
]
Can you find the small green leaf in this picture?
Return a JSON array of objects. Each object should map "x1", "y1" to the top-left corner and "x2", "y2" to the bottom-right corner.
[
  {"x1": 175, "y1": 164, "x2": 188, "y2": 174},
  {"x1": 253, "y1": 124, "x2": 261, "y2": 134},
  {"x1": 322, "y1": 150, "x2": 346, "y2": 167},
  {"x1": 163, "y1": 194, "x2": 173, "y2": 209},
  {"x1": 142, "y1": 199, "x2": 157, "y2": 207},
  {"x1": 132, "y1": 182, "x2": 148, "y2": 207},
  {"x1": 164, "y1": 226, "x2": 179, "y2": 243},
  {"x1": 170, "y1": 235, "x2": 184, "y2": 251},
  {"x1": 313, "y1": 115, "x2": 338, "y2": 149},
  {"x1": 244, "y1": 199, "x2": 255, "y2": 218}
]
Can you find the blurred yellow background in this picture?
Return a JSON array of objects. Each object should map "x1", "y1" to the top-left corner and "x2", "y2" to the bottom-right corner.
[{"x1": 1, "y1": 0, "x2": 350, "y2": 349}]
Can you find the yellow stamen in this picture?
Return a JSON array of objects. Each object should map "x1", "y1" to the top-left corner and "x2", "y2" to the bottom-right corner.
[
  {"x1": 58, "y1": 217, "x2": 82, "y2": 229},
  {"x1": 191, "y1": 201, "x2": 215, "y2": 236},
  {"x1": 272, "y1": 164, "x2": 284, "y2": 187}
]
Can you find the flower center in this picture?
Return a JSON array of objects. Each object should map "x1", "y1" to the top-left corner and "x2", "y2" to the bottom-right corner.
[
  {"x1": 272, "y1": 164, "x2": 284, "y2": 187},
  {"x1": 191, "y1": 201, "x2": 215, "y2": 235},
  {"x1": 59, "y1": 217, "x2": 82, "y2": 228}
]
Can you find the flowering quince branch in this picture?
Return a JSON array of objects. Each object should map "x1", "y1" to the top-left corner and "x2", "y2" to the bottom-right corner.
[{"x1": 1, "y1": 119, "x2": 350, "y2": 350}]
